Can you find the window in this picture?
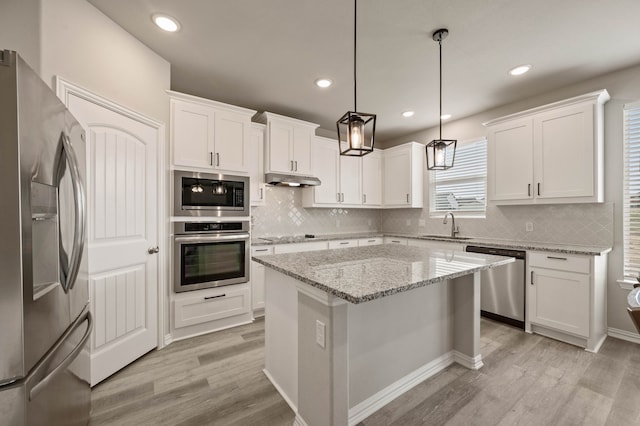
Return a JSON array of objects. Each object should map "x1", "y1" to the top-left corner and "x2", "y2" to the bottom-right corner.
[
  {"x1": 623, "y1": 101, "x2": 640, "y2": 279},
  {"x1": 430, "y1": 138, "x2": 487, "y2": 215}
]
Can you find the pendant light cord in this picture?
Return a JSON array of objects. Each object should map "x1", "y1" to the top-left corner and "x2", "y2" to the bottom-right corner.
[
  {"x1": 438, "y1": 36, "x2": 442, "y2": 140},
  {"x1": 354, "y1": 0, "x2": 357, "y2": 112}
]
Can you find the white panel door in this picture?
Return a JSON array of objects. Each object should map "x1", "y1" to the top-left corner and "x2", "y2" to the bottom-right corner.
[
  {"x1": 66, "y1": 93, "x2": 160, "y2": 386},
  {"x1": 487, "y1": 119, "x2": 534, "y2": 202},
  {"x1": 534, "y1": 103, "x2": 594, "y2": 199}
]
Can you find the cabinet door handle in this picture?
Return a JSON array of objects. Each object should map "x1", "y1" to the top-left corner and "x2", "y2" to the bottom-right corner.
[
  {"x1": 291, "y1": 160, "x2": 294, "y2": 171},
  {"x1": 337, "y1": 193, "x2": 340, "y2": 202},
  {"x1": 530, "y1": 271, "x2": 534, "y2": 285},
  {"x1": 216, "y1": 152, "x2": 220, "y2": 167},
  {"x1": 537, "y1": 182, "x2": 541, "y2": 196},
  {"x1": 528, "y1": 183, "x2": 531, "y2": 197},
  {"x1": 259, "y1": 187, "x2": 264, "y2": 200},
  {"x1": 209, "y1": 152, "x2": 214, "y2": 166},
  {"x1": 547, "y1": 256, "x2": 567, "y2": 261},
  {"x1": 340, "y1": 241, "x2": 349, "y2": 245},
  {"x1": 363, "y1": 194, "x2": 366, "y2": 203},
  {"x1": 204, "y1": 294, "x2": 225, "y2": 300},
  {"x1": 406, "y1": 194, "x2": 409, "y2": 203},
  {"x1": 294, "y1": 161, "x2": 298, "y2": 171},
  {"x1": 341, "y1": 193, "x2": 345, "y2": 202}
]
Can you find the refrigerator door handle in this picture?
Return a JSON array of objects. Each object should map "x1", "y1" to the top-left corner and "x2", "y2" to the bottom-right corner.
[
  {"x1": 28, "y1": 306, "x2": 93, "y2": 401},
  {"x1": 59, "y1": 133, "x2": 87, "y2": 293}
]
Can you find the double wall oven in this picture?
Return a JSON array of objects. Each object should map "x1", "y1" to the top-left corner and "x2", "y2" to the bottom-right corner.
[{"x1": 173, "y1": 171, "x2": 251, "y2": 293}]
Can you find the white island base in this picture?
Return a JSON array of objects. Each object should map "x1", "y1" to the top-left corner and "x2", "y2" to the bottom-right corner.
[{"x1": 263, "y1": 268, "x2": 483, "y2": 426}]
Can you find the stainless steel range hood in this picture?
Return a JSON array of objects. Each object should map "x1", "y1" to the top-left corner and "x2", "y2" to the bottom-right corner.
[{"x1": 265, "y1": 173, "x2": 321, "y2": 187}]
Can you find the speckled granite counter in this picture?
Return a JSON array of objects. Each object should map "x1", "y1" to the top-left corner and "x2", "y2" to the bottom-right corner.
[
  {"x1": 252, "y1": 244, "x2": 514, "y2": 304},
  {"x1": 251, "y1": 231, "x2": 611, "y2": 256}
]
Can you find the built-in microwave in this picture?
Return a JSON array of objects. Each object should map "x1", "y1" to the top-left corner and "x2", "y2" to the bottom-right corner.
[{"x1": 174, "y1": 171, "x2": 249, "y2": 217}]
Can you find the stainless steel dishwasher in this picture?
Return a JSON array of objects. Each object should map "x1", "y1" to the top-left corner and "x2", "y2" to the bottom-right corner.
[{"x1": 465, "y1": 246, "x2": 526, "y2": 329}]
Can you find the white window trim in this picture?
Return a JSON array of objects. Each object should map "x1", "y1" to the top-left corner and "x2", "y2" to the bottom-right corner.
[
  {"x1": 621, "y1": 100, "x2": 640, "y2": 287},
  {"x1": 428, "y1": 137, "x2": 487, "y2": 219}
]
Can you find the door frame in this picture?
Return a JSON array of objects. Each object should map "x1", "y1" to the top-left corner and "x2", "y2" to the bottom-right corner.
[{"x1": 55, "y1": 77, "x2": 168, "y2": 350}]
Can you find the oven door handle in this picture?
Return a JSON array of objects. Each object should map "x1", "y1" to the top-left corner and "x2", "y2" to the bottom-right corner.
[{"x1": 174, "y1": 233, "x2": 250, "y2": 243}]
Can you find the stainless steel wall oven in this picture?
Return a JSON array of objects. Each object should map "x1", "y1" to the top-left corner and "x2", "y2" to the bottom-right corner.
[
  {"x1": 173, "y1": 221, "x2": 250, "y2": 293},
  {"x1": 174, "y1": 171, "x2": 249, "y2": 217}
]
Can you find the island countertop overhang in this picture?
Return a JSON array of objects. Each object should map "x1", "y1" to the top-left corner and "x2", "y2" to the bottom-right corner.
[{"x1": 252, "y1": 244, "x2": 515, "y2": 304}]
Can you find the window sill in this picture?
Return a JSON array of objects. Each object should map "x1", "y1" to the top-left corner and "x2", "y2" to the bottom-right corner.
[
  {"x1": 617, "y1": 279, "x2": 638, "y2": 291},
  {"x1": 429, "y1": 212, "x2": 486, "y2": 220}
]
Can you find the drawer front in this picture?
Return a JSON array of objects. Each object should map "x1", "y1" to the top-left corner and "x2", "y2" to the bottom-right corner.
[
  {"x1": 384, "y1": 237, "x2": 408, "y2": 246},
  {"x1": 328, "y1": 239, "x2": 358, "y2": 249},
  {"x1": 358, "y1": 237, "x2": 383, "y2": 246},
  {"x1": 529, "y1": 252, "x2": 590, "y2": 274},
  {"x1": 174, "y1": 287, "x2": 250, "y2": 329},
  {"x1": 251, "y1": 246, "x2": 274, "y2": 256}
]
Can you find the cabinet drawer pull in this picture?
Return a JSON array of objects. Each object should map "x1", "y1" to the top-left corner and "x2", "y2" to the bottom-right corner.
[
  {"x1": 255, "y1": 248, "x2": 269, "y2": 252},
  {"x1": 537, "y1": 182, "x2": 541, "y2": 196},
  {"x1": 528, "y1": 183, "x2": 531, "y2": 197},
  {"x1": 204, "y1": 294, "x2": 225, "y2": 300},
  {"x1": 340, "y1": 242, "x2": 349, "y2": 245},
  {"x1": 391, "y1": 240, "x2": 401, "y2": 243},
  {"x1": 547, "y1": 256, "x2": 567, "y2": 261},
  {"x1": 368, "y1": 239, "x2": 375, "y2": 243},
  {"x1": 531, "y1": 271, "x2": 534, "y2": 285}
]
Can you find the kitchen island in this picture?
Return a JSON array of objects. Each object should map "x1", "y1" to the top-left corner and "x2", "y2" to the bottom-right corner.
[{"x1": 252, "y1": 244, "x2": 514, "y2": 426}]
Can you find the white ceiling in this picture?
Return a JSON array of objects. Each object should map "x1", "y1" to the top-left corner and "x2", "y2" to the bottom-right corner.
[{"x1": 88, "y1": 0, "x2": 640, "y2": 142}]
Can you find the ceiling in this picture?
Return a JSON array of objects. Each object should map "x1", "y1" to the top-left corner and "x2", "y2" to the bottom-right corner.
[{"x1": 88, "y1": 0, "x2": 640, "y2": 142}]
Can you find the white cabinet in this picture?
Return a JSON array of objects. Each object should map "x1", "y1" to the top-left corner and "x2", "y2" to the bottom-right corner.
[
  {"x1": 486, "y1": 90, "x2": 609, "y2": 205},
  {"x1": 358, "y1": 237, "x2": 383, "y2": 246},
  {"x1": 526, "y1": 251, "x2": 607, "y2": 352},
  {"x1": 362, "y1": 150, "x2": 383, "y2": 206},
  {"x1": 249, "y1": 123, "x2": 266, "y2": 206},
  {"x1": 172, "y1": 284, "x2": 251, "y2": 330},
  {"x1": 255, "y1": 111, "x2": 319, "y2": 176},
  {"x1": 302, "y1": 137, "x2": 366, "y2": 207},
  {"x1": 170, "y1": 91, "x2": 256, "y2": 173},
  {"x1": 251, "y1": 245, "x2": 274, "y2": 315},
  {"x1": 383, "y1": 142, "x2": 424, "y2": 208}
]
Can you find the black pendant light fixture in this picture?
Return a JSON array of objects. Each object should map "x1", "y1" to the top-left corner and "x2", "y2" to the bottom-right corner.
[
  {"x1": 426, "y1": 28, "x2": 456, "y2": 170},
  {"x1": 336, "y1": 0, "x2": 376, "y2": 157}
]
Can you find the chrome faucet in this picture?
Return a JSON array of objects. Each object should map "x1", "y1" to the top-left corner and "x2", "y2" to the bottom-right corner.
[{"x1": 443, "y1": 212, "x2": 459, "y2": 238}]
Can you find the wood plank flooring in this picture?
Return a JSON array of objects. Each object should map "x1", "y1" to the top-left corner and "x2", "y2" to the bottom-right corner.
[{"x1": 90, "y1": 318, "x2": 640, "y2": 425}]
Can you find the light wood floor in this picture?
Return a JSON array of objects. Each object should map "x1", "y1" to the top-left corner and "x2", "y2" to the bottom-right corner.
[{"x1": 90, "y1": 318, "x2": 640, "y2": 425}]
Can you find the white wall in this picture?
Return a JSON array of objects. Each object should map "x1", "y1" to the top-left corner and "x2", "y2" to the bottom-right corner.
[
  {"x1": 382, "y1": 63, "x2": 640, "y2": 335},
  {"x1": 0, "y1": 0, "x2": 41, "y2": 72}
]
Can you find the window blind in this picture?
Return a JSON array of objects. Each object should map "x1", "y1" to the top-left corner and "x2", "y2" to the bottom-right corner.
[
  {"x1": 430, "y1": 138, "x2": 487, "y2": 213},
  {"x1": 623, "y1": 101, "x2": 640, "y2": 279}
]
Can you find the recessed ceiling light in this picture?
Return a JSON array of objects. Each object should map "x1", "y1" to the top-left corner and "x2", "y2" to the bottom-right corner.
[
  {"x1": 152, "y1": 14, "x2": 180, "y2": 32},
  {"x1": 315, "y1": 78, "x2": 333, "y2": 88},
  {"x1": 402, "y1": 111, "x2": 415, "y2": 118},
  {"x1": 440, "y1": 114, "x2": 452, "y2": 120},
  {"x1": 509, "y1": 64, "x2": 531, "y2": 76}
]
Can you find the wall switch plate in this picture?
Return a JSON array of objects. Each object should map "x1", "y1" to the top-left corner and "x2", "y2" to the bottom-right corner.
[
  {"x1": 525, "y1": 222, "x2": 534, "y2": 232},
  {"x1": 419, "y1": 219, "x2": 426, "y2": 227},
  {"x1": 316, "y1": 320, "x2": 325, "y2": 349}
]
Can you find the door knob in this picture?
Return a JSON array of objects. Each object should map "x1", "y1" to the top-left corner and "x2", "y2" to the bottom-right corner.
[{"x1": 148, "y1": 246, "x2": 159, "y2": 254}]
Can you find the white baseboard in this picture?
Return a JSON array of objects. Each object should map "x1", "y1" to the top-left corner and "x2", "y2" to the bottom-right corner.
[
  {"x1": 608, "y1": 327, "x2": 640, "y2": 344},
  {"x1": 163, "y1": 333, "x2": 173, "y2": 346},
  {"x1": 453, "y1": 350, "x2": 484, "y2": 370},
  {"x1": 348, "y1": 352, "x2": 454, "y2": 425},
  {"x1": 263, "y1": 368, "x2": 298, "y2": 414}
]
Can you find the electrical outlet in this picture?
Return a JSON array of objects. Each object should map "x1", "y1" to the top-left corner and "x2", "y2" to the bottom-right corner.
[
  {"x1": 316, "y1": 320, "x2": 325, "y2": 349},
  {"x1": 419, "y1": 219, "x2": 426, "y2": 227},
  {"x1": 525, "y1": 222, "x2": 534, "y2": 232}
]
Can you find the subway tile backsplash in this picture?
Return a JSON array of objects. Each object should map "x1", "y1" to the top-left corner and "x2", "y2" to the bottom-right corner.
[{"x1": 251, "y1": 186, "x2": 613, "y2": 247}]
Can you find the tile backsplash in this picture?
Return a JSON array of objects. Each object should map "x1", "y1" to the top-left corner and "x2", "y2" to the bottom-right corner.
[
  {"x1": 251, "y1": 186, "x2": 380, "y2": 237},
  {"x1": 251, "y1": 186, "x2": 613, "y2": 247},
  {"x1": 380, "y1": 203, "x2": 614, "y2": 247}
]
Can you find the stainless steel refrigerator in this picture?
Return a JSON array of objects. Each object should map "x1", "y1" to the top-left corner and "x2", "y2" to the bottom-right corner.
[{"x1": 0, "y1": 50, "x2": 92, "y2": 425}]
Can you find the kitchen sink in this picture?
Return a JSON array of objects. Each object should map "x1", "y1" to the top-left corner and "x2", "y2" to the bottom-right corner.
[{"x1": 420, "y1": 234, "x2": 473, "y2": 241}]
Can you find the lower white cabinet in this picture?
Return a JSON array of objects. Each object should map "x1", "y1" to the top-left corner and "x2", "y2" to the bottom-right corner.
[
  {"x1": 526, "y1": 251, "x2": 607, "y2": 352},
  {"x1": 173, "y1": 284, "x2": 251, "y2": 331},
  {"x1": 251, "y1": 246, "x2": 274, "y2": 315}
]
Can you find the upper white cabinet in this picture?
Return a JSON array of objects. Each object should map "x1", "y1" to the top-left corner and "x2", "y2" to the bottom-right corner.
[
  {"x1": 486, "y1": 90, "x2": 609, "y2": 205},
  {"x1": 249, "y1": 123, "x2": 266, "y2": 206},
  {"x1": 383, "y1": 142, "x2": 424, "y2": 208},
  {"x1": 302, "y1": 137, "x2": 365, "y2": 207},
  {"x1": 254, "y1": 112, "x2": 319, "y2": 176},
  {"x1": 169, "y1": 91, "x2": 256, "y2": 173},
  {"x1": 362, "y1": 150, "x2": 383, "y2": 206}
]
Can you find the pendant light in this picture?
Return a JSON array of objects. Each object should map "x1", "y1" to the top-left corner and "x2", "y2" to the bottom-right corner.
[
  {"x1": 426, "y1": 28, "x2": 456, "y2": 170},
  {"x1": 336, "y1": 0, "x2": 376, "y2": 157}
]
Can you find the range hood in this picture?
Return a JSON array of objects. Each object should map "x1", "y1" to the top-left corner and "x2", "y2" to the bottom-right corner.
[{"x1": 265, "y1": 173, "x2": 321, "y2": 187}]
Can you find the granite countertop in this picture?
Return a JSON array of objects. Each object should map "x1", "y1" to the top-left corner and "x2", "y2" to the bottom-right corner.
[
  {"x1": 251, "y1": 231, "x2": 611, "y2": 256},
  {"x1": 252, "y1": 244, "x2": 514, "y2": 304}
]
